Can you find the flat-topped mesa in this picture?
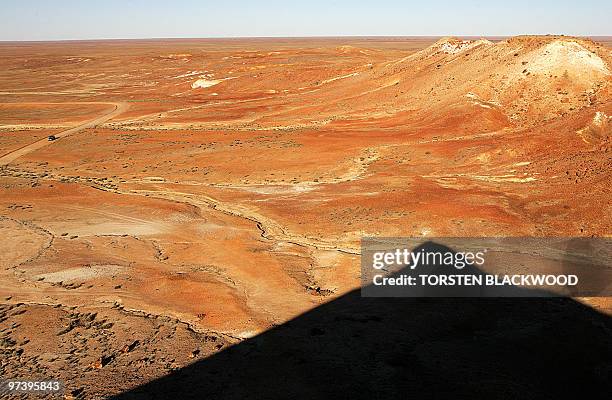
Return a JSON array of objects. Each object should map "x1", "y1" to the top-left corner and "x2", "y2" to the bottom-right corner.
[
  {"x1": 516, "y1": 38, "x2": 609, "y2": 77},
  {"x1": 502, "y1": 34, "x2": 603, "y2": 49},
  {"x1": 498, "y1": 36, "x2": 610, "y2": 74},
  {"x1": 478, "y1": 37, "x2": 611, "y2": 125},
  {"x1": 419, "y1": 36, "x2": 610, "y2": 76},
  {"x1": 379, "y1": 35, "x2": 611, "y2": 128}
]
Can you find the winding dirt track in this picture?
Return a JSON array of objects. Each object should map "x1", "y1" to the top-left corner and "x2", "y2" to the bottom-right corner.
[{"x1": 0, "y1": 102, "x2": 129, "y2": 165}]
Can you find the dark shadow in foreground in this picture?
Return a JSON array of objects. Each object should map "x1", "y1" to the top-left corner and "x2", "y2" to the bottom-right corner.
[{"x1": 113, "y1": 242, "x2": 612, "y2": 399}]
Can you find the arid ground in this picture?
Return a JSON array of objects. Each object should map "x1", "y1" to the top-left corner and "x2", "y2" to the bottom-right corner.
[{"x1": 0, "y1": 36, "x2": 611, "y2": 398}]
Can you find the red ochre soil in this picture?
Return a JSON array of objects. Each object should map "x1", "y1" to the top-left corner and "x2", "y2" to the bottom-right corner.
[{"x1": 0, "y1": 36, "x2": 610, "y2": 397}]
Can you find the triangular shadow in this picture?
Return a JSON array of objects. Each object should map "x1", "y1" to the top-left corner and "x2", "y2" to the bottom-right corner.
[{"x1": 113, "y1": 241, "x2": 612, "y2": 399}]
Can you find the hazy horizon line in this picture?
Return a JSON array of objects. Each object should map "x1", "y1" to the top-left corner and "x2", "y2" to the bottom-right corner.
[{"x1": 1, "y1": 34, "x2": 611, "y2": 44}]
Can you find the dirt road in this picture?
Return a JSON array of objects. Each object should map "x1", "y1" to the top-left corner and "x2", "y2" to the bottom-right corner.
[{"x1": 0, "y1": 102, "x2": 129, "y2": 165}]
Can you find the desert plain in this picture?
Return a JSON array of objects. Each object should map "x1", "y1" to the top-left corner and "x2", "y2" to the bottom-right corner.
[{"x1": 0, "y1": 36, "x2": 611, "y2": 397}]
